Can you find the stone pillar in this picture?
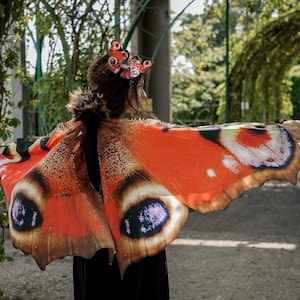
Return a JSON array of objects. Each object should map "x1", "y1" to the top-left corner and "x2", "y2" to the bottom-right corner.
[{"x1": 138, "y1": 0, "x2": 171, "y2": 122}]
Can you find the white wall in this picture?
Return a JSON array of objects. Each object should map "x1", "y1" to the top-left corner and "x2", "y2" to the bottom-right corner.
[{"x1": 4, "y1": 74, "x2": 24, "y2": 143}]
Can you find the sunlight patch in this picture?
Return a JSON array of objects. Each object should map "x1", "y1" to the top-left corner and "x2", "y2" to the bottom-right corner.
[{"x1": 171, "y1": 238, "x2": 297, "y2": 251}]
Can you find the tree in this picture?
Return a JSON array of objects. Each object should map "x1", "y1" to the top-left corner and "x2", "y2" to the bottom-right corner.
[
  {"x1": 0, "y1": 0, "x2": 26, "y2": 140},
  {"x1": 0, "y1": 0, "x2": 26, "y2": 288},
  {"x1": 290, "y1": 65, "x2": 300, "y2": 119},
  {"x1": 26, "y1": 0, "x2": 120, "y2": 134},
  {"x1": 24, "y1": 0, "x2": 155, "y2": 134},
  {"x1": 171, "y1": 1, "x2": 232, "y2": 125},
  {"x1": 227, "y1": 7, "x2": 300, "y2": 122},
  {"x1": 171, "y1": 1, "x2": 300, "y2": 124}
]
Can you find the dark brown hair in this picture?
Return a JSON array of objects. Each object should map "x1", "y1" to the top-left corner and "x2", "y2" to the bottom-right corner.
[
  {"x1": 87, "y1": 54, "x2": 144, "y2": 118},
  {"x1": 67, "y1": 54, "x2": 146, "y2": 121}
]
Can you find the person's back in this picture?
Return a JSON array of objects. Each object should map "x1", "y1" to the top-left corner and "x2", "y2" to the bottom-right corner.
[{"x1": 71, "y1": 41, "x2": 169, "y2": 300}]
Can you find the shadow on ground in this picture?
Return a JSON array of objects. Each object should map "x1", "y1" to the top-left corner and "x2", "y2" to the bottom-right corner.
[{"x1": 1, "y1": 179, "x2": 300, "y2": 299}]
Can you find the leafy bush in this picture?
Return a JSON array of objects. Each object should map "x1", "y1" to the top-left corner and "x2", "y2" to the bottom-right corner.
[{"x1": 0, "y1": 190, "x2": 12, "y2": 263}]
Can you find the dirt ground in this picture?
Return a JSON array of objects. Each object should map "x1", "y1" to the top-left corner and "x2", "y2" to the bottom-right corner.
[{"x1": 1, "y1": 178, "x2": 300, "y2": 300}]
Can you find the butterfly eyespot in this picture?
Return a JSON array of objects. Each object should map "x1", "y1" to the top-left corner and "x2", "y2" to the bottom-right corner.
[
  {"x1": 220, "y1": 127, "x2": 295, "y2": 169},
  {"x1": 143, "y1": 60, "x2": 152, "y2": 67},
  {"x1": 11, "y1": 193, "x2": 43, "y2": 231},
  {"x1": 118, "y1": 176, "x2": 188, "y2": 238},
  {"x1": 116, "y1": 176, "x2": 188, "y2": 259},
  {"x1": 111, "y1": 40, "x2": 121, "y2": 50},
  {"x1": 108, "y1": 57, "x2": 118, "y2": 66},
  {"x1": 9, "y1": 169, "x2": 47, "y2": 232},
  {"x1": 120, "y1": 198, "x2": 169, "y2": 238}
]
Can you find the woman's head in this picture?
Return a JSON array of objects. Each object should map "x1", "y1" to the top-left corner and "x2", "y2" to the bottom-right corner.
[
  {"x1": 87, "y1": 54, "x2": 145, "y2": 118},
  {"x1": 66, "y1": 41, "x2": 152, "y2": 191},
  {"x1": 67, "y1": 41, "x2": 152, "y2": 121}
]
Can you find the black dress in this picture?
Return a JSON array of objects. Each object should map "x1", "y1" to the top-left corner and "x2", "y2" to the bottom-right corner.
[{"x1": 73, "y1": 249, "x2": 169, "y2": 300}]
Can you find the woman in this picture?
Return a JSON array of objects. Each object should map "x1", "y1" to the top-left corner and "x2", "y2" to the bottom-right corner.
[
  {"x1": 1, "y1": 40, "x2": 300, "y2": 300},
  {"x1": 69, "y1": 42, "x2": 170, "y2": 300}
]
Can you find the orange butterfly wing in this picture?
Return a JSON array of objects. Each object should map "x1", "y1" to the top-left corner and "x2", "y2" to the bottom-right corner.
[
  {"x1": 1, "y1": 122, "x2": 114, "y2": 269},
  {"x1": 0, "y1": 122, "x2": 74, "y2": 205},
  {"x1": 1, "y1": 118, "x2": 300, "y2": 275},
  {"x1": 96, "y1": 119, "x2": 300, "y2": 273},
  {"x1": 122, "y1": 121, "x2": 300, "y2": 211}
]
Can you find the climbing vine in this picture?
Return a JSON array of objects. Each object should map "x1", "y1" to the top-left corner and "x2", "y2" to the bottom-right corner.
[{"x1": 228, "y1": 8, "x2": 300, "y2": 122}]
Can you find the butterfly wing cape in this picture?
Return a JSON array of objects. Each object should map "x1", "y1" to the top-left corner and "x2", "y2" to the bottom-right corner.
[{"x1": 1, "y1": 118, "x2": 300, "y2": 274}]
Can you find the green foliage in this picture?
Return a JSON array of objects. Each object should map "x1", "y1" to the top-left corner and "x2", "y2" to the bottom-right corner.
[
  {"x1": 171, "y1": 1, "x2": 300, "y2": 124},
  {"x1": 171, "y1": 3, "x2": 228, "y2": 125},
  {"x1": 0, "y1": 190, "x2": 12, "y2": 264},
  {"x1": 290, "y1": 65, "x2": 300, "y2": 119},
  {"x1": 31, "y1": 70, "x2": 71, "y2": 133},
  {"x1": 0, "y1": 0, "x2": 26, "y2": 140},
  {"x1": 227, "y1": 5, "x2": 300, "y2": 122},
  {"x1": 0, "y1": 0, "x2": 24, "y2": 277},
  {"x1": 25, "y1": 0, "x2": 145, "y2": 134}
]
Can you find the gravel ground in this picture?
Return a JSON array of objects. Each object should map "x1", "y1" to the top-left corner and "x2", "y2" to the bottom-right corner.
[{"x1": 1, "y1": 179, "x2": 300, "y2": 300}]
